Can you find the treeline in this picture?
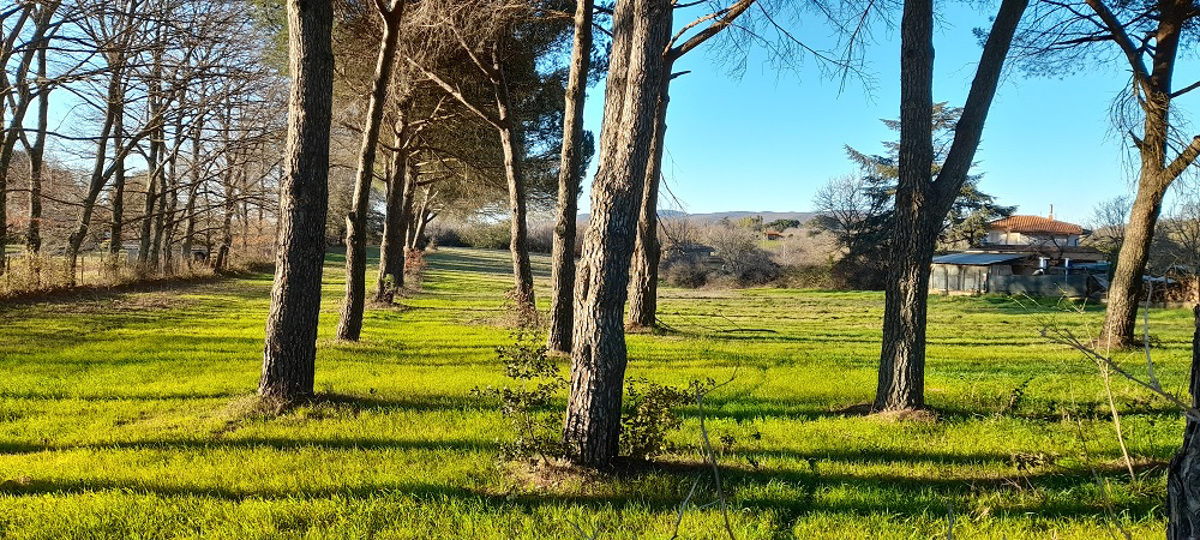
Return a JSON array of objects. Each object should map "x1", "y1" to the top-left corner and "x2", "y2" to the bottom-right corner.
[{"x1": 1, "y1": 0, "x2": 284, "y2": 290}]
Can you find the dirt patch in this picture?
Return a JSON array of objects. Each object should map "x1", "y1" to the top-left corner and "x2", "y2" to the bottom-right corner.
[
  {"x1": 832, "y1": 402, "x2": 940, "y2": 423},
  {"x1": 504, "y1": 459, "x2": 601, "y2": 493}
]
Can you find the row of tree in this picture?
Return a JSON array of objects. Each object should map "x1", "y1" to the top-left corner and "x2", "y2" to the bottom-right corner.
[
  {"x1": 1, "y1": 0, "x2": 284, "y2": 282},
  {"x1": 257, "y1": 0, "x2": 1200, "y2": 471}
]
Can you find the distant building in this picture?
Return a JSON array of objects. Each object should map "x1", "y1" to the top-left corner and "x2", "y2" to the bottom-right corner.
[
  {"x1": 932, "y1": 212, "x2": 1106, "y2": 296},
  {"x1": 763, "y1": 229, "x2": 784, "y2": 241},
  {"x1": 982, "y1": 214, "x2": 1086, "y2": 247}
]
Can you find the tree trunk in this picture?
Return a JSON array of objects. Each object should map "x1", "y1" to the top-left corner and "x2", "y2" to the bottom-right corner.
[
  {"x1": 1103, "y1": 179, "x2": 1168, "y2": 346},
  {"x1": 337, "y1": 2, "x2": 404, "y2": 341},
  {"x1": 159, "y1": 159, "x2": 179, "y2": 273},
  {"x1": 562, "y1": 0, "x2": 672, "y2": 468},
  {"x1": 24, "y1": 45, "x2": 49, "y2": 255},
  {"x1": 1167, "y1": 305, "x2": 1200, "y2": 539},
  {"x1": 874, "y1": 0, "x2": 1026, "y2": 411},
  {"x1": 109, "y1": 110, "x2": 126, "y2": 268},
  {"x1": 1098, "y1": 0, "x2": 1199, "y2": 348},
  {"x1": 0, "y1": 1, "x2": 57, "y2": 274},
  {"x1": 493, "y1": 64, "x2": 536, "y2": 324},
  {"x1": 182, "y1": 119, "x2": 203, "y2": 270},
  {"x1": 376, "y1": 124, "x2": 409, "y2": 303},
  {"x1": 137, "y1": 154, "x2": 159, "y2": 269},
  {"x1": 259, "y1": 0, "x2": 334, "y2": 402},
  {"x1": 547, "y1": 0, "x2": 594, "y2": 353},
  {"x1": 628, "y1": 64, "x2": 672, "y2": 329},
  {"x1": 67, "y1": 53, "x2": 128, "y2": 285},
  {"x1": 411, "y1": 192, "x2": 432, "y2": 249}
]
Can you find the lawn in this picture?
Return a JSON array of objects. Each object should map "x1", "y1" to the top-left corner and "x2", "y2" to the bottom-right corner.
[{"x1": 0, "y1": 247, "x2": 1194, "y2": 539}]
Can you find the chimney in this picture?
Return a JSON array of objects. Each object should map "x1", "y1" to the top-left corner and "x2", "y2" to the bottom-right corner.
[{"x1": 1048, "y1": 204, "x2": 1054, "y2": 220}]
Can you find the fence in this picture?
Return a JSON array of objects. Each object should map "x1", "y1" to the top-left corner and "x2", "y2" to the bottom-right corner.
[{"x1": 988, "y1": 274, "x2": 1090, "y2": 297}]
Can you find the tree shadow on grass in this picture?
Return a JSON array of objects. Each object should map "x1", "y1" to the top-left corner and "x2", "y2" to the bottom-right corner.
[{"x1": 0, "y1": 453, "x2": 1164, "y2": 522}]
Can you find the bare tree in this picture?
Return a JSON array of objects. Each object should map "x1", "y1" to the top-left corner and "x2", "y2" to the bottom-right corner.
[
  {"x1": 0, "y1": 0, "x2": 61, "y2": 272},
  {"x1": 259, "y1": 0, "x2": 334, "y2": 401}
]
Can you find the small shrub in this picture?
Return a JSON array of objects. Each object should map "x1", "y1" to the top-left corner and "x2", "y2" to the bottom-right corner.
[
  {"x1": 663, "y1": 259, "x2": 709, "y2": 288},
  {"x1": 471, "y1": 333, "x2": 567, "y2": 462},
  {"x1": 621, "y1": 378, "x2": 713, "y2": 460},
  {"x1": 778, "y1": 264, "x2": 835, "y2": 289},
  {"x1": 404, "y1": 248, "x2": 425, "y2": 284}
]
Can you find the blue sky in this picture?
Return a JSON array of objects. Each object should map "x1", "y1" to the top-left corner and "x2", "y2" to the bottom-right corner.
[{"x1": 577, "y1": 3, "x2": 1200, "y2": 225}]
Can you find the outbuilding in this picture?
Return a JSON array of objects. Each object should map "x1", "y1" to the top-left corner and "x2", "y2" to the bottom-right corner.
[{"x1": 930, "y1": 252, "x2": 1024, "y2": 294}]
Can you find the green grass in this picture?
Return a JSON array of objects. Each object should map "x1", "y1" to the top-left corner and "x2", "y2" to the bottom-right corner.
[{"x1": 0, "y1": 247, "x2": 1193, "y2": 538}]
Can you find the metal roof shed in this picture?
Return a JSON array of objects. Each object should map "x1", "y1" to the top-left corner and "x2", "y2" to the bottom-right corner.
[
  {"x1": 931, "y1": 253, "x2": 1026, "y2": 293},
  {"x1": 932, "y1": 253, "x2": 1027, "y2": 266}
]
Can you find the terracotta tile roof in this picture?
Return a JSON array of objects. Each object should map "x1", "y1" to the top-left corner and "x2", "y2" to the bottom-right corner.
[{"x1": 988, "y1": 215, "x2": 1083, "y2": 235}]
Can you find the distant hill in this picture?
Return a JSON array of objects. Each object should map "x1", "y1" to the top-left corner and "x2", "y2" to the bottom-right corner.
[{"x1": 578, "y1": 210, "x2": 818, "y2": 225}]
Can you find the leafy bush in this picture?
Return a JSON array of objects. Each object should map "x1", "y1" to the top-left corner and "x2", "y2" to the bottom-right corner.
[
  {"x1": 426, "y1": 224, "x2": 463, "y2": 247},
  {"x1": 449, "y1": 221, "x2": 555, "y2": 254},
  {"x1": 471, "y1": 334, "x2": 567, "y2": 462},
  {"x1": 621, "y1": 378, "x2": 714, "y2": 460}
]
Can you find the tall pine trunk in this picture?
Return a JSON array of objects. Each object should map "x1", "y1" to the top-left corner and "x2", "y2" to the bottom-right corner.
[
  {"x1": 259, "y1": 0, "x2": 334, "y2": 401},
  {"x1": 562, "y1": 0, "x2": 672, "y2": 468},
  {"x1": 628, "y1": 65, "x2": 672, "y2": 329},
  {"x1": 1099, "y1": 0, "x2": 1200, "y2": 347},
  {"x1": 547, "y1": 0, "x2": 594, "y2": 353},
  {"x1": 875, "y1": 0, "x2": 1026, "y2": 410},
  {"x1": 337, "y1": 1, "x2": 404, "y2": 341},
  {"x1": 376, "y1": 119, "x2": 409, "y2": 303},
  {"x1": 493, "y1": 60, "x2": 536, "y2": 324}
]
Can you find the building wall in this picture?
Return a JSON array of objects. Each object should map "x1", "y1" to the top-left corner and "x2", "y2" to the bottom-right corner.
[
  {"x1": 931, "y1": 264, "x2": 993, "y2": 293},
  {"x1": 986, "y1": 230, "x2": 1079, "y2": 247}
]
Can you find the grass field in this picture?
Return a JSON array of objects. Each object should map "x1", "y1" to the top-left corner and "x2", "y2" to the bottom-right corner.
[{"x1": 0, "y1": 247, "x2": 1195, "y2": 539}]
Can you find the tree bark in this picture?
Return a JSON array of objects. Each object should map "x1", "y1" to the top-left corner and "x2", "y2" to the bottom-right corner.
[
  {"x1": 24, "y1": 44, "x2": 49, "y2": 255},
  {"x1": 547, "y1": 0, "x2": 594, "y2": 353},
  {"x1": 108, "y1": 109, "x2": 127, "y2": 267},
  {"x1": 493, "y1": 57, "x2": 536, "y2": 324},
  {"x1": 628, "y1": 62, "x2": 672, "y2": 329},
  {"x1": 337, "y1": 0, "x2": 404, "y2": 341},
  {"x1": 259, "y1": 0, "x2": 334, "y2": 402},
  {"x1": 1167, "y1": 305, "x2": 1200, "y2": 539},
  {"x1": 137, "y1": 146, "x2": 160, "y2": 269},
  {"x1": 562, "y1": 0, "x2": 672, "y2": 468},
  {"x1": 376, "y1": 118, "x2": 410, "y2": 303},
  {"x1": 182, "y1": 115, "x2": 204, "y2": 270},
  {"x1": 874, "y1": 0, "x2": 1027, "y2": 411},
  {"x1": 1104, "y1": 179, "x2": 1168, "y2": 345}
]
